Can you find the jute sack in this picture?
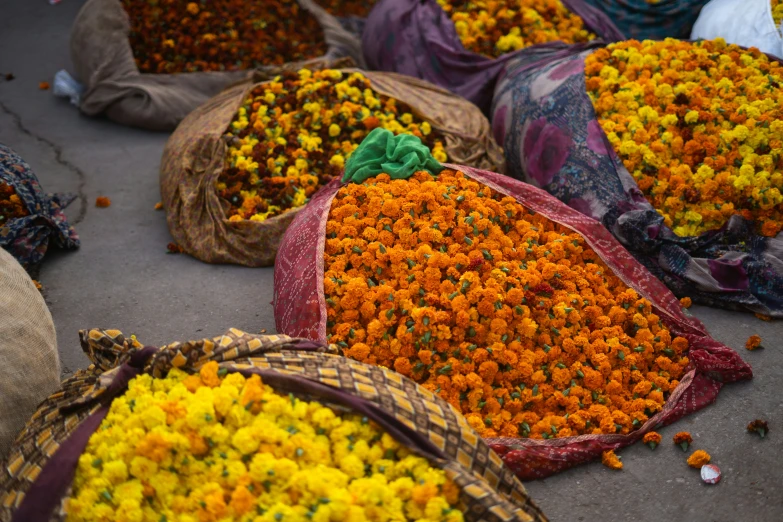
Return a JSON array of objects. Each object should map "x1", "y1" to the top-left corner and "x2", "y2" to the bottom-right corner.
[
  {"x1": 70, "y1": 0, "x2": 364, "y2": 130},
  {"x1": 160, "y1": 67, "x2": 504, "y2": 266},
  {"x1": 0, "y1": 248, "x2": 60, "y2": 461}
]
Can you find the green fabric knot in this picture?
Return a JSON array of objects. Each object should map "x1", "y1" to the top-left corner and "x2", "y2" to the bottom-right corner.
[{"x1": 341, "y1": 128, "x2": 443, "y2": 184}]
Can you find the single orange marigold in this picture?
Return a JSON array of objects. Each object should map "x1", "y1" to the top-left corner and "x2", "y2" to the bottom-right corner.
[
  {"x1": 38, "y1": 81, "x2": 50, "y2": 90},
  {"x1": 745, "y1": 335, "x2": 762, "y2": 351},
  {"x1": 95, "y1": 196, "x2": 111, "y2": 208},
  {"x1": 687, "y1": 449, "x2": 711, "y2": 468},
  {"x1": 679, "y1": 297, "x2": 692, "y2": 309},
  {"x1": 673, "y1": 431, "x2": 692, "y2": 451},
  {"x1": 643, "y1": 431, "x2": 661, "y2": 449}
]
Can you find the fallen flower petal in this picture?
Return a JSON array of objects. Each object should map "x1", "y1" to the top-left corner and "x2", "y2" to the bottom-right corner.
[
  {"x1": 602, "y1": 450, "x2": 623, "y2": 470},
  {"x1": 747, "y1": 419, "x2": 769, "y2": 438},
  {"x1": 701, "y1": 463, "x2": 721, "y2": 484},
  {"x1": 38, "y1": 81, "x2": 50, "y2": 90},
  {"x1": 167, "y1": 242, "x2": 184, "y2": 254},
  {"x1": 745, "y1": 335, "x2": 763, "y2": 351}
]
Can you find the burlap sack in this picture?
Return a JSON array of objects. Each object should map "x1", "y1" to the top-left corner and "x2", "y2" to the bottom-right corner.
[
  {"x1": 160, "y1": 69, "x2": 504, "y2": 267},
  {"x1": 0, "y1": 328, "x2": 547, "y2": 522},
  {"x1": 0, "y1": 248, "x2": 60, "y2": 461},
  {"x1": 70, "y1": 0, "x2": 364, "y2": 131}
]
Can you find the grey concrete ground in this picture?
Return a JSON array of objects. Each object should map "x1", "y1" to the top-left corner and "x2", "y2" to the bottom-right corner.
[{"x1": 1, "y1": 1, "x2": 781, "y2": 521}]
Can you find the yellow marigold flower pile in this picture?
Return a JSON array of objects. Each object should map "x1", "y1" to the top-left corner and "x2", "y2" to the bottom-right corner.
[
  {"x1": 434, "y1": 0, "x2": 595, "y2": 58},
  {"x1": 324, "y1": 169, "x2": 690, "y2": 440},
  {"x1": 774, "y1": 0, "x2": 783, "y2": 31},
  {"x1": 585, "y1": 38, "x2": 783, "y2": 238},
  {"x1": 66, "y1": 362, "x2": 462, "y2": 522},
  {"x1": 218, "y1": 69, "x2": 447, "y2": 222}
]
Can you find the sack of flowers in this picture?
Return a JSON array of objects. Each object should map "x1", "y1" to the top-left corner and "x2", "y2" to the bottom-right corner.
[
  {"x1": 491, "y1": 37, "x2": 783, "y2": 318},
  {"x1": 0, "y1": 248, "x2": 60, "y2": 461},
  {"x1": 160, "y1": 66, "x2": 503, "y2": 267},
  {"x1": 691, "y1": 0, "x2": 783, "y2": 60},
  {"x1": 273, "y1": 128, "x2": 752, "y2": 480},
  {"x1": 0, "y1": 144, "x2": 79, "y2": 269},
  {"x1": 580, "y1": 0, "x2": 711, "y2": 40},
  {"x1": 0, "y1": 327, "x2": 547, "y2": 522},
  {"x1": 361, "y1": 0, "x2": 624, "y2": 113},
  {"x1": 69, "y1": 0, "x2": 364, "y2": 131}
]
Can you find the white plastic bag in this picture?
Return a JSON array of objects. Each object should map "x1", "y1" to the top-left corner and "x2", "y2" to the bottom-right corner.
[
  {"x1": 691, "y1": 0, "x2": 783, "y2": 58},
  {"x1": 52, "y1": 69, "x2": 85, "y2": 106}
]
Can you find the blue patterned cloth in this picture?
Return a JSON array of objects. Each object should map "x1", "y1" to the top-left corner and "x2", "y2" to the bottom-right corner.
[
  {"x1": 0, "y1": 144, "x2": 79, "y2": 268},
  {"x1": 582, "y1": 0, "x2": 711, "y2": 40},
  {"x1": 492, "y1": 45, "x2": 783, "y2": 317}
]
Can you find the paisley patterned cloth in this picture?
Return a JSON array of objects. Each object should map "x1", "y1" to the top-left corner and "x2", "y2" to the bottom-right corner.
[
  {"x1": 582, "y1": 0, "x2": 710, "y2": 40},
  {"x1": 362, "y1": 0, "x2": 624, "y2": 114},
  {"x1": 491, "y1": 44, "x2": 783, "y2": 318},
  {"x1": 0, "y1": 328, "x2": 547, "y2": 522},
  {"x1": 273, "y1": 162, "x2": 752, "y2": 479},
  {"x1": 0, "y1": 144, "x2": 79, "y2": 269}
]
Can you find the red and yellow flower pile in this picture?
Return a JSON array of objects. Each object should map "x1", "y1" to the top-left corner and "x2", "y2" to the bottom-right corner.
[
  {"x1": 314, "y1": 0, "x2": 378, "y2": 17},
  {"x1": 121, "y1": 0, "x2": 328, "y2": 74},
  {"x1": 66, "y1": 362, "x2": 462, "y2": 522},
  {"x1": 218, "y1": 69, "x2": 448, "y2": 222},
  {"x1": 585, "y1": 38, "x2": 783, "y2": 237},
  {"x1": 323, "y1": 168, "x2": 690, "y2": 440},
  {"x1": 434, "y1": 0, "x2": 595, "y2": 58},
  {"x1": 0, "y1": 182, "x2": 28, "y2": 226}
]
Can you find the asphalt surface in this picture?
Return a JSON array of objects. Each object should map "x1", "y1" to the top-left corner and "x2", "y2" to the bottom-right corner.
[{"x1": 0, "y1": 1, "x2": 781, "y2": 521}]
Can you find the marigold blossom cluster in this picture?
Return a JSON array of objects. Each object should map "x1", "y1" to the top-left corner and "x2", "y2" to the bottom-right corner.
[
  {"x1": 0, "y1": 182, "x2": 28, "y2": 226},
  {"x1": 218, "y1": 69, "x2": 447, "y2": 222},
  {"x1": 121, "y1": 0, "x2": 327, "y2": 73},
  {"x1": 585, "y1": 38, "x2": 783, "y2": 237},
  {"x1": 314, "y1": 0, "x2": 378, "y2": 17},
  {"x1": 66, "y1": 362, "x2": 462, "y2": 522},
  {"x1": 323, "y1": 169, "x2": 690, "y2": 440},
  {"x1": 773, "y1": 0, "x2": 783, "y2": 32},
  {"x1": 434, "y1": 0, "x2": 595, "y2": 58}
]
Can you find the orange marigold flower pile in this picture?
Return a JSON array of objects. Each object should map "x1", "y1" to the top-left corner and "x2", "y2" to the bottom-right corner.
[
  {"x1": 218, "y1": 69, "x2": 447, "y2": 222},
  {"x1": 687, "y1": 449, "x2": 711, "y2": 468},
  {"x1": 314, "y1": 0, "x2": 378, "y2": 17},
  {"x1": 0, "y1": 182, "x2": 29, "y2": 226},
  {"x1": 121, "y1": 0, "x2": 327, "y2": 74},
  {"x1": 324, "y1": 169, "x2": 690, "y2": 440},
  {"x1": 601, "y1": 450, "x2": 623, "y2": 470},
  {"x1": 585, "y1": 38, "x2": 783, "y2": 238},
  {"x1": 435, "y1": 0, "x2": 595, "y2": 58},
  {"x1": 745, "y1": 334, "x2": 762, "y2": 351}
]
